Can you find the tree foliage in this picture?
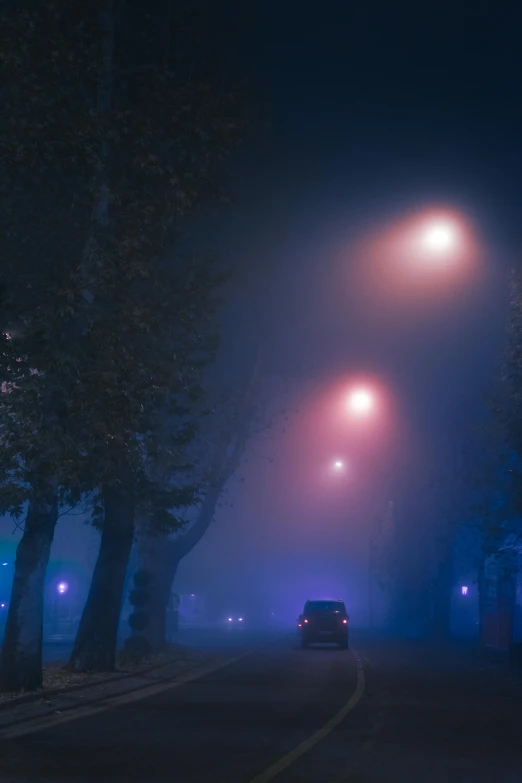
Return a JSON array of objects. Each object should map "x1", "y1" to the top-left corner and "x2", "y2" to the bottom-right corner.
[{"x1": 0, "y1": 0, "x2": 242, "y2": 521}]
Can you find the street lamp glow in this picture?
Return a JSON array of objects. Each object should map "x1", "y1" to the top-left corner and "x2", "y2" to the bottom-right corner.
[
  {"x1": 422, "y1": 222, "x2": 457, "y2": 253},
  {"x1": 333, "y1": 460, "x2": 344, "y2": 470},
  {"x1": 347, "y1": 388, "x2": 375, "y2": 416},
  {"x1": 57, "y1": 581, "x2": 69, "y2": 595}
]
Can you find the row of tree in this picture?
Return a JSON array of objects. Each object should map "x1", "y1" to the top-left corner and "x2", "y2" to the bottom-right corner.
[
  {"x1": 0, "y1": 0, "x2": 250, "y2": 691},
  {"x1": 426, "y1": 264, "x2": 522, "y2": 640}
]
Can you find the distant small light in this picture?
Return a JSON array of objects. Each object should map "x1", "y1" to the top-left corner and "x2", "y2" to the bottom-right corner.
[
  {"x1": 461, "y1": 585, "x2": 468, "y2": 596},
  {"x1": 1, "y1": 563, "x2": 7, "y2": 567},
  {"x1": 239, "y1": 617, "x2": 243, "y2": 622},
  {"x1": 57, "y1": 581, "x2": 69, "y2": 595},
  {"x1": 0, "y1": 603, "x2": 5, "y2": 608},
  {"x1": 228, "y1": 617, "x2": 233, "y2": 622},
  {"x1": 190, "y1": 593, "x2": 195, "y2": 597}
]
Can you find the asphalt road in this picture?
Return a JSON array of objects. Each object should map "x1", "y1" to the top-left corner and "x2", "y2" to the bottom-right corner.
[{"x1": 2, "y1": 631, "x2": 522, "y2": 782}]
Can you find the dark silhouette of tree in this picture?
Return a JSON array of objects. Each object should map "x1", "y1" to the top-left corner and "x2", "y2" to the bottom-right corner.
[
  {"x1": 0, "y1": 0, "x2": 242, "y2": 688},
  {"x1": 128, "y1": 360, "x2": 261, "y2": 652}
]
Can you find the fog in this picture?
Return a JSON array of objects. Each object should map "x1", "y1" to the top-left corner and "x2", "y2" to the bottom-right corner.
[{"x1": 1, "y1": 0, "x2": 518, "y2": 645}]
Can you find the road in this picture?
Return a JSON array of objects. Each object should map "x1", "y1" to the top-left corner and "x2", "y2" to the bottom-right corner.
[{"x1": 2, "y1": 631, "x2": 522, "y2": 782}]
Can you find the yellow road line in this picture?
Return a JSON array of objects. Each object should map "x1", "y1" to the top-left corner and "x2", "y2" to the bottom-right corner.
[
  {"x1": 247, "y1": 652, "x2": 366, "y2": 783},
  {"x1": 0, "y1": 649, "x2": 256, "y2": 740}
]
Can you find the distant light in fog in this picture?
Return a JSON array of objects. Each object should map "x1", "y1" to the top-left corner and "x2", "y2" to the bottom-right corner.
[
  {"x1": 0, "y1": 603, "x2": 5, "y2": 609},
  {"x1": 333, "y1": 460, "x2": 344, "y2": 470},
  {"x1": 228, "y1": 617, "x2": 233, "y2": 622},
  {"x1": 57, "y1": 581, "x2": 69, "y2": 595},
  {"x1": 347, "y1": 388, "x2": 375, "y2": 416},
  {"x1": 1, "y1": 563, "x2": 7, "y2": 567},
  {"x1": 461, "y1": 585, "x2": 469, "y2": 596}
]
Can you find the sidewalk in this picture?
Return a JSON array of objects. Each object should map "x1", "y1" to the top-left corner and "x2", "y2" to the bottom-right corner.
[{"x1": 0, "y1": 645, "x2": 226, "y2": 733}]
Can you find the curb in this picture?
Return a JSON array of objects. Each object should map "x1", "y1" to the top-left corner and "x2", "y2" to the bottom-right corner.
[{"x1": 0, "y1": 649, "x2": 207, "y2": 712}]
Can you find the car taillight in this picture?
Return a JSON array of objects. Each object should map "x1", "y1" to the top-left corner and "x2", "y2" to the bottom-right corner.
[
  {"x1": 304, "y1": 619, "x2": 309, "y2": 623},
  {"x1": 298, "y1": 623, "x2": 302, "y2": 627}
]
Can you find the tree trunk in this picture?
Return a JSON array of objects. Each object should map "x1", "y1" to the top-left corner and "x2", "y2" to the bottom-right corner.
[
  {"x1": 145, "y1": 565, "x2": 177, "y2": 649},
  {"x1": 127, "y1": 483, "x2": 224, "y2": 652},
  {"x1": 129, "y1": 534, "x2": 180, "y2": 650},
  {"x1": 69, "y1": 481, "x2": 134, "y2": 672},
  {"x1": 0, "y1": 492, "x2": 58, "y2": 692},
  {"x1": 145, "y1": 550, "x2": 180, "y2": 649}
]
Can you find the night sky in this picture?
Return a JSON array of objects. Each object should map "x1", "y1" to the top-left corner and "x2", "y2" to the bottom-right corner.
[{"x1": 2, "y1": 1, "x2": 522, "y2": 624}]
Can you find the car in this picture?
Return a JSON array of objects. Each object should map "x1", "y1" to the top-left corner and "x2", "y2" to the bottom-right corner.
[
  {"x1": 226, "y1": 614, "x2": 245, "y2": 627},
  {"x1": 299, "y1": 599, "x2": 349, "y2": 649}
]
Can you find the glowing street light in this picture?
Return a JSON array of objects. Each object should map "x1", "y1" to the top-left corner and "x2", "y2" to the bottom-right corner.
[
  {"x1": 57, "y1": 581, "x2": 69, "y2": 595},
  {"x1": 410, "y1": 211, "x2": 471, "y2": 269},
  {"x1": 347, "y1": 388, "x2": 375, "y2": 416},
  {"x1": 333, "y1": 460, "x2": 344, "y2": 470},
  {"x1": 355, "y1": 206, "x2": 478, "y2": 310},
  {"x1": 421, "y1": 221, "x2": 458, "y2": 253}
]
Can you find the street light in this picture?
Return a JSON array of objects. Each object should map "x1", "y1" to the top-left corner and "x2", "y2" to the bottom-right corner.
[
  {"x1": 347, "y1": 388, "x2": 375, "y2": 416},
  {"x1": 398, "y1": 209, "x2": 476, "y2": 278},
  {"x1": 421, "y1": 220, "x2": 458, "y2": 254},
  {"x1": 352, "y1": 206, "x2": 479, "y2": 313},
  {"x1": 333, "y1": 460, "x2": 344, "y2": 470},
  {"x1": 57, "y1": 581, "x2": 69, "y2": 595}
]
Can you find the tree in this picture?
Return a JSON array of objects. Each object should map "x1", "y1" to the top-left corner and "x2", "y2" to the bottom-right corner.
[
  {"x1": 0, "y1": 0, "x2": 241, "y2": 688},
  {"x1": 127, "y1": 360, "x2": 261, "y2": 653},
  {"x1": 497, "y1": 265, "x2": 522, "y2": 521},
  {"x1": 422, "y1": 265, "x2": 522, "y2": 644}
]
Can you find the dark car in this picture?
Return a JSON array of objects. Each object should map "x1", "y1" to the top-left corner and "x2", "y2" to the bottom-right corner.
[{"x1": 300, "y1": 599, "x2": 349, "y2": 649}]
